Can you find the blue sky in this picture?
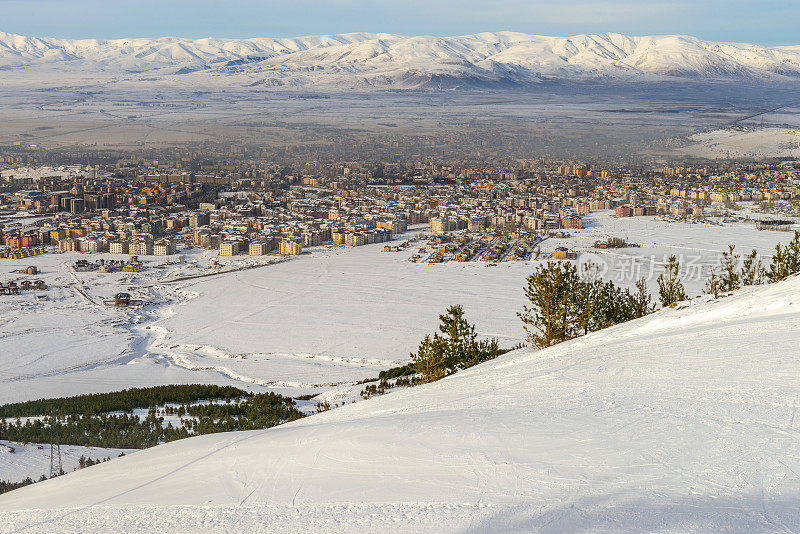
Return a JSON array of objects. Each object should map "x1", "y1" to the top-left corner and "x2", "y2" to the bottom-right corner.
[{"x1": 1, "y1": 0, "x2": 797, "y2": 45}]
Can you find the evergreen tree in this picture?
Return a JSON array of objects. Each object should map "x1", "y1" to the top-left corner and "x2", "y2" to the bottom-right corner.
[
  {"x1": 518, "y1": 262, "x2": 580, "y2": 348},
  {"x1": 437, "y1": 305, "x2": 477, "y2": 366},
  {"x1": 631, "y1": 278, "x2": 653, "y2": 318},
  {"x1": 741, "y1": 249, "x2": 764, "y2": 286},
  {"x1": 657, "y1": 255, "x2": 687, "y2": 307},
  {"x1": 767, "y1": 231, "x2": 800, "y2": 282},
  {"x1": 575, "y1": 265, "x2": 603, "y2": 335},
  {"x1": 591, "y1": 280, "x2": 638, "y2": 330},
  {"x1": 717, "y1": 245, "x2": 740, "y2": 292},
  {"x1": 704, "y1": 271, "x2": 720, "y2": 298},
  {"x1": 462, "y1": 338, "x2": 501, "y2": 369},
  {"x1": 410, "y1": 334, "x2": 448, "y2": 383},
  {"x1": 410, "y1": 306, "x2": 502, "y2": 382},
  {"x1": 768, "y1": 243, "x2": 789, "y2": 282}
]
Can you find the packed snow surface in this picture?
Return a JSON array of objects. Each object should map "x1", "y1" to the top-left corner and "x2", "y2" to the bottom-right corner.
[
  {"x1": 2, "y1": 274, "x2": 800, "y2": 532},
  {"x1": 2, "y1": 30, "x2": 800, "y2": 89}
]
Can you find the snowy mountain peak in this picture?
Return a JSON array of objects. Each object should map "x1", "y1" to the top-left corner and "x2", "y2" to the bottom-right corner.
[{"x1": 1, "y1": 30, "x2": 799, "y2": 89}]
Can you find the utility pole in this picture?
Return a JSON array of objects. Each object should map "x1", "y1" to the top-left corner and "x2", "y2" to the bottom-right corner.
[{"x1": 49, "y1": 409, "x2": 62, "y2": 478}]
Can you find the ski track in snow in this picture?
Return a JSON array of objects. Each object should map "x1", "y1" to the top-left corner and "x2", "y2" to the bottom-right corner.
[{"x1": 2, "y1": 274, "x2": 800, "y2": 531}]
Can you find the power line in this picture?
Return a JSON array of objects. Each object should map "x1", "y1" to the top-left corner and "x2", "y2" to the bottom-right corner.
[{"x1": 49, "y1": 408, "x2": 62, "y2": 478}]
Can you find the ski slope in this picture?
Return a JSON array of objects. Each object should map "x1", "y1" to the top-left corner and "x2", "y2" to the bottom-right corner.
[{"x1": 2, "y1": 275, "x2": 800, "y2": 532}]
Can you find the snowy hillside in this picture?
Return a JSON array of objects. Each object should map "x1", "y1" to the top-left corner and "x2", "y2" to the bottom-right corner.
[
  {"x1": 2, "y1": 30, "x2": 800, "y2": 89},
  {"x1": 0, "y1": 442, "x2": 134, "y2": 484},
  {"x1": 2, "y1": 275, "x2": 800, "y2": 532}
]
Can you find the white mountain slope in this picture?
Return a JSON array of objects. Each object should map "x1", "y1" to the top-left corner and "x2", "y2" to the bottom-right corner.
[
  {"x1": 2, "y1": 276, "x2": 800, "y2": 532},
  {"x1": 1, "y1": 30, "x2": 800, "y2": 89}
]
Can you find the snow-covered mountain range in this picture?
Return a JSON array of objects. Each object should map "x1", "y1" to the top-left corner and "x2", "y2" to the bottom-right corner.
[
  {"x1": 2, "y1": 30, "x2": 800, "y2": 90},
  {"x1": 3, "y1": 275, "x2": 800, "y2": 531}
]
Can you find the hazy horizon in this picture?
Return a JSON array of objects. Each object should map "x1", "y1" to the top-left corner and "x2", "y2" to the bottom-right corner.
[{"x1": 2, "y1": 0, "x2": 799, "y2": 46}]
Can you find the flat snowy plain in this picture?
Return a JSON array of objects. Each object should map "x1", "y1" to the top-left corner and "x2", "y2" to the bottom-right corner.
[
  {"x1": 2, "y1": 272, "x2": 799, "y2": 532},
  {"x1": 682, "y1": 127, "x2": 800, "y2": 159},
  {"x1": 1, "y1": 210, "x2": 797, "y2": 409}
]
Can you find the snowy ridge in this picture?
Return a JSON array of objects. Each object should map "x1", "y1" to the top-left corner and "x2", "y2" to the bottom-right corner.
[
  {"x1": 2, "y1": 275, "x2": 800, "y2": 532},
  {"x1": 2, "y1": 30, "x2": 800, "y2": 89}
]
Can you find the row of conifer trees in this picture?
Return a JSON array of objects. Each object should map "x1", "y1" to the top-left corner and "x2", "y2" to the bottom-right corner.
[
  {"x1": 520, "y1": 230, "x2": 800, "y2": 349},
  {"x1": 407, "y1": 231, "x2": 800, "y2": 380},
  {"x1": 0, "y1": 389, "x2": 303, "y2": 449}
]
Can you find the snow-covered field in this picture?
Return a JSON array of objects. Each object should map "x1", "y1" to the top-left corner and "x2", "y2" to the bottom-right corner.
[
  {"x1": 0, "y1": 250, "x2": 295, "y2": 404},
  {"x1": 0, "y1": 441, "x2": 134, "y2": 483},
  {"x1": 0, "y1": 165, "x2": 93, "y2": 181},
  {"x1": 1, "y1": 211, "x2": 797, "y2": 410},
  {"x1": 157, "y1": 209, "x2": 798, "y2": 360},
  {"x1": 539, "y1": 210, "x2": 799, "y2": 293},
  {"x1": 2, "y1": 271, "x2": 799, "y2": 532},
  {"x1": 679, "y1": 127, "x2": 800, "y2": 159}
]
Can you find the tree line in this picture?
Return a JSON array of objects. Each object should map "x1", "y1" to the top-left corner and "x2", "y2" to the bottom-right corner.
[
  {"x1": 1, "y1": 391, "x2": 303, "y2": 449},
  {"x1": 518, "y1": 261, "x2": 653, "y2": 349},
  {"x1": 0, "y1": 454, "x2": 123, "y2": 496},
  {"x1": 520, "y1": 230, "x2": 800, "y2": 349},
  {"x1": 0, "y1": 384, "x2": 248, "y2": 419},
  {"x1": 1, "y1": 476, "x2": 46, "y2": 496},
  {"x1": 394, "y1": 230, "x2": 800, "y2": 385},
  {"x1": 705, "y1": 231, "x2": 800, "y2": 296}
]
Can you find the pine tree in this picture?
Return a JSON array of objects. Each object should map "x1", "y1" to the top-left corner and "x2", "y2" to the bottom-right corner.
[
  {"x1": 717, "y1": 245, "x2": 740, "y2": 292},
  {"x1": 657, "y1": 255, "x2": 687, "y2": 307},
  {"x1": 575, "y1": 278, "x2": 602, "y2": 335},
  {"x1": 461, "y1": 338, "x2": 501, "y2": 369},
  {"x1": 589, "y1": 280, "x2": 617, "y2": 331},
  {"x1": 704, "y1": 271, "x2": 720, "y2": 299},
  {"x1": 592, "y1": 281, "x2": 638, "y2": 329},
  {"x1": 518, "y1": 262, "x2": 580, "y2": 348},
  {"x1": 575, "y1": 264, "x2": 603, "y2": 335},
  {"x1": 631, "y1": 278, "x2": 653, "y2": 318},
  {"x1": 437, "y1": 305, "x2": 477, "y2": 366},
  {"x1": 411, "y1": 306, "x2": 502, "y2": 381},
  {"x1": 768, "y1": 243, "x2": 789, "y2": 282},
  {"x1": 767, "y1": 231, "x2": 800, "y2": 282},
  {"x1": 410, "y1": 334, "x2": 448, "y2": 383},
  {"x1": 741, "y1": 249, "x2": 764, "y2": 286}
]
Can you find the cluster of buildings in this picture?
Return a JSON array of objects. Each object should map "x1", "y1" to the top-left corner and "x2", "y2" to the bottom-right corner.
[
  {"x1": 186, "y1": 194, "x2": 409, "y2": 257},
  {"x1": 0, "y1": 157, "x2": 798, "y2": 261},
  {"x1": 0, "y1": 169, "x2": 414, "y2": 259}
]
